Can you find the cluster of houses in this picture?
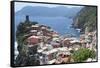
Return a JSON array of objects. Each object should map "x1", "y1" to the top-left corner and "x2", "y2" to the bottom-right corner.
[
  {"x1": 25, "y1": 23, "x2": 75, "y2": 64},
  {"x1": 17, "y1": 16, "x2": 97, "y2": 65}
]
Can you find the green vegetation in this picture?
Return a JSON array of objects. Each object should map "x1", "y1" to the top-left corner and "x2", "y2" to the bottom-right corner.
[
  {"x1": 16, "y1": 21, "x2": 38, "y2": 41},
  {"x1": 15, "y1": 16, "x2": 40, "y2": 66},
  {"x1": 16, "y1": 17, "x2": 38, "y2": 55},
  {"x1": 73, "y1": 6, "x2": 97, "y2": 32},
  {"x1": 72, "y1": 48, "x2": 96, "y2": 62}
]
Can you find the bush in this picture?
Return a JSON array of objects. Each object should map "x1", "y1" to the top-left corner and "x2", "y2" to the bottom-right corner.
[{"x1": 72, "y1": 48, "x2": 96, "y2": 62}]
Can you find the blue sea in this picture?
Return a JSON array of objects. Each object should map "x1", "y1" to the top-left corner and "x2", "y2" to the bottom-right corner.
[{"x1": 15, "y1": 16, "x2": 80, "y2": 37}]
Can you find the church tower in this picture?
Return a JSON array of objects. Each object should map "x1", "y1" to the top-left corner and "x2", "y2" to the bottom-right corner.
[{"x1": 25, "y1": 15, "x2": 30, "y2": 22}]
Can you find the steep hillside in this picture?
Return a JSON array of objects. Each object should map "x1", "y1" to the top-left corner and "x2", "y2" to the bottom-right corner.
[{"x1": 73, "y1": 6, "x2": 97, "y2": 33}]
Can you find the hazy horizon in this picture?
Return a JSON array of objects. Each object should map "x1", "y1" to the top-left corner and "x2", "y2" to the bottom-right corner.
[{"x1": 15, "y1": 2, "x2": 83, "y2": 12}]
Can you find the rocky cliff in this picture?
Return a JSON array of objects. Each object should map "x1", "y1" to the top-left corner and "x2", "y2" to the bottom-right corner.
[{"x1": 73, "y1": 6, "x2": 97, "y2": 33}]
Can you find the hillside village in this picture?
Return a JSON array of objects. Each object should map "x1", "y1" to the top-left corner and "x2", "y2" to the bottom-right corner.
[{"x1": 15, "y1": 15, "x2": 97, "y2": 66}]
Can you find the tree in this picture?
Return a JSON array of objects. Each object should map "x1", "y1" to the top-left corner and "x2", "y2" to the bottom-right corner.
[{"x1": 72, "y1": 48, "x2": 96, "y2": 62}]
